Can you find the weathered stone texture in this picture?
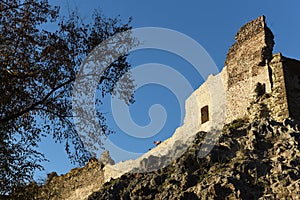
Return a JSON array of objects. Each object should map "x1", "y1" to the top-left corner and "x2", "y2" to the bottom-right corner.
[
  {"x1": 99, "y1": 150, "x2": 115, "y2": 165},
  {"x1": 223, "y1": 16, "x2": 299, "y2": 124},
  {"x1": 38, "y1": 159, "x2": 105, "y2": 200},
  {"x1": 225, "y1": 15, "x2": 274, "y2": 88},
  {"x1": 283, "y1": 57, "x2": 300, "y2": 123},
  {"x1": 267, "y1": 53, "x2": 290, "y2": 120},
  {"x1": 224, "y1": 16, "x2": 275, "y2": 123},
  {"x1": 89, "y1": 119, "x2": 300, "y2": 200}
]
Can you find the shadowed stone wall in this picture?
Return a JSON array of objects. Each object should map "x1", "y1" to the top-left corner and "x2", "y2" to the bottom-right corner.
[
  {"x1": 283, "y1": 57, "x2": 300, "y2": 123},
  {"x1": 267, "y1": 53, "x2": 290, "y2": 121}
]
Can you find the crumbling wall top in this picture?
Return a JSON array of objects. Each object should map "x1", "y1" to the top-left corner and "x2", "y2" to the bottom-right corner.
[
  {"x1": 225, "y1": 15, "x2": 274, "y2": 68},
  {"x1": 225, "y1": 16, "x2": 275, "y2": 90},
  {"x1": 235, "y1": 16, "x2": 267, "y2": 43}
]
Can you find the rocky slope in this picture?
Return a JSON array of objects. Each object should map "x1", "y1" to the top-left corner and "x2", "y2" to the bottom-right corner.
[{"x1": 88, "y1": 118, "x2": 300, "y2": 199}]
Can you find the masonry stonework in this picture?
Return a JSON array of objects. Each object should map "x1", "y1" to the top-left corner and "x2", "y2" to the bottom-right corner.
[
  {"x1": 225, "y1": 16, "x2": 274, "y2": 123},
  {"x1": 282, "y1": 57, "x2": 300, "y2": 122},
  {"x1": 197, "y1": 15, "x2": 300, "y2": 128}
]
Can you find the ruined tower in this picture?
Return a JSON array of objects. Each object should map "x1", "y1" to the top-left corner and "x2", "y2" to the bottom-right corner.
[
  {"x1": 225, "y1": 16, "x2": 275, "y2": 122},
  {"x1": 225, "y1": 16, "x2": 300, "y2": 124},
  {"x1": 196, "y1": 16, "x2": 300, "y2": 130}
]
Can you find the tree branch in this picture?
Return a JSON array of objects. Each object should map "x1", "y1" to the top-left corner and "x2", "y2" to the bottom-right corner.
[
  {"x1": 0, "y1": 2, "x2": 30, "y2": 12},
  {"x1": 0, "y1": 71, "x2": 112, "y2": 123},
  {"x1": 35, "y1": 107, "x2": 74, "y2": 118},
  {"x1": 0, "y1": 78, "x2": 75, "y2": 123}
]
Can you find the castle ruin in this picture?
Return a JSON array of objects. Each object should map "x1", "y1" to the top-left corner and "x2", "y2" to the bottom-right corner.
[
  {"x1": 196, "y1": 15, "x2": 300, "y2": 133},
  {"x1": 34, "y1": 16, "x2": 300, "y2": 200}
]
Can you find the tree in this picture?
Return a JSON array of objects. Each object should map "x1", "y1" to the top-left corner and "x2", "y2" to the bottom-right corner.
[{"x1": 0, "y1": 0, "x2": 135, "y2": 194}]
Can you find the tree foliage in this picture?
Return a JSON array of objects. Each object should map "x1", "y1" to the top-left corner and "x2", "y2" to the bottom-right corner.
[{"x1": 0, "y1": 0, "x2": 135, "y2": 194}]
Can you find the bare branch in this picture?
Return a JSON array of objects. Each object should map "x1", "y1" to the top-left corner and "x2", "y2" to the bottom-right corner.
[{"x1": 0, "y1": 78, "x2": 75, "y2": 123}]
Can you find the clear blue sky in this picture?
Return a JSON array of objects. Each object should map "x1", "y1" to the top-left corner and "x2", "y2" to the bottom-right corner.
[{"x1": 36, "y1": 0, "x2": 300, "y2": 181}]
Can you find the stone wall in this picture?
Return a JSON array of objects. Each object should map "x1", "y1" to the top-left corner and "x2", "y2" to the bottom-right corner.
[
  {"x1": 225, "y1": 16, "x2": 275, "y2": 123},
  {"x1": 225, "y1": 16, "x2": 274, "y2": 87},
  {"x1": 283, "y1": 57, "x2": 300, "y2": 123},
  {"x1": 37, "y1": 159, "x2": 105, "y2": 200},
  {"x1": 267, "y1": 53, "x2": 290, "y2": 121}
]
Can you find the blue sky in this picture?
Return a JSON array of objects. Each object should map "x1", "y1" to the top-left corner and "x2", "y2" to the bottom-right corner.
[{"x1": 36, "y1": 0, "x2": 300, "y2": 180}]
